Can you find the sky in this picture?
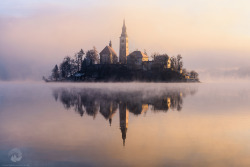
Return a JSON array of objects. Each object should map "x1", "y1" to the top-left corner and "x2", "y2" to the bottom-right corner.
[{"x1": 0, "y1": 0, "x2": 250, "y2": 81}]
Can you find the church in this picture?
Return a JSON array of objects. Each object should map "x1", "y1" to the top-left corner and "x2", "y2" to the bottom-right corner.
[
  {"x1": 99, "y1": 41, "x2": 118, "y2": 64},
  {"x1": 98, "y1": 19, "x2": 172, "y2": 73},
  {"x1": 100, "y1": 20, "x2": 149, "y2": 65}
]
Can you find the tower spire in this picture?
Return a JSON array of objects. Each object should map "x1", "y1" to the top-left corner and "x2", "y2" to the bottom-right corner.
[
  {"x1": 109, "y1": 40, "x2": 112, "y2": 47},
  {"x1": 121, "y1": 19, "x2": 127, "y2": 37},
  {"x1": 119, "y1": 19, "x2": 129, "y2": 64}
]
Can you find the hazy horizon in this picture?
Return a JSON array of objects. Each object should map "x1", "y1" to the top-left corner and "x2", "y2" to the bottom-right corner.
[{"x1": 1, "y1": 0, "x2": 250, "y2": 81}]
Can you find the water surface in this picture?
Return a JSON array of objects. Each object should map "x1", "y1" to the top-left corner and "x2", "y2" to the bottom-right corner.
[{"x1": 0, "y1": 82, "x2": 250, "y2": 167}]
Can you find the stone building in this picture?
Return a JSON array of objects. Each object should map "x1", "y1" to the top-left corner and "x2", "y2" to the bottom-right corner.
[
  {"x1": 127, "y1": 51, "x2": 149, "y2": 69},
  {"x1": 100, "y1": 41, "x2": 118, "y2": 64}
]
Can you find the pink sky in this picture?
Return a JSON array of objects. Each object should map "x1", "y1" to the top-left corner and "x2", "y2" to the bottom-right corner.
[{"x1": 0, "y1": 0, "x2": 250, "y2": 81}]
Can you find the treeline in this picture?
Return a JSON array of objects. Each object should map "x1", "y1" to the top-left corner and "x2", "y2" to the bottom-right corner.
[
  {"x1": 151, "y1": 53, "x2": 199, "y2": 80},
  {"x1": 48, "y1": 47, "x2": 99, "y2": 81},
  {"x1": 52, "y1": 87, "x2": 196, "y2": 117},
  {"x1": 46, "y1": 48, "x2": 199, "y2": 81}
]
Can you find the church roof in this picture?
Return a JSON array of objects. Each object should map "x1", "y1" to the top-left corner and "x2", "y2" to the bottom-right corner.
[
  {"x1": 128, "y1": 51, "x2": 148, "y2": 59},
  {"x1": 100, "y1": 46, "x2": 117, "y2": 56}
]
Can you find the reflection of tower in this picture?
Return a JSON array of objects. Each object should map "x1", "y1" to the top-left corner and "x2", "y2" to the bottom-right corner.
[
  {"x1": 119, "y1": 102, "x2": 129, "y2": 146},
  {"x1": 167, "y1": 97, "x2": 171, "y2": 109},
  {"x1": 119, "y1": 19, "x2": 129, "y2": 64}
]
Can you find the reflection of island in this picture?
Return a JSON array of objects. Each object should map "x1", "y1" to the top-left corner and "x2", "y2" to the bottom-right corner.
[{"x1": 52, "y1": 86, "x2": 197, "y2": 146}]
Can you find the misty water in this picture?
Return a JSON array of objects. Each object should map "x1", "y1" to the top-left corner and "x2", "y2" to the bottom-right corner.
[{"x1": 0, "y1": 82, "x2": 250, "y2": 167}]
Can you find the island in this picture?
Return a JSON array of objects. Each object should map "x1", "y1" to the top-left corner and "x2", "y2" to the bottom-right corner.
[{"x1": 44, "y1": 20, "x2": 199, "y2": 82}]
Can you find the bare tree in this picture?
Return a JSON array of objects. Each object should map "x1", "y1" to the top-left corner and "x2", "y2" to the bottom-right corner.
[
  {"x1": 170, "y1": 56, "x2": 177, "y2": 70},
  {"x1": 86, "y1": 46, "x2": 99, "y2": 64},
  {"x1": 76, "y1": 49, "x2": 85, "y2": 71},
  {"x1": 177, "y1": 54, "x2": 183, "y2": 70},
  {"x1": 60, "y1": 56, "x2": 72, "y2": 78},
  {"x1": 151, "y1": 52, "x2": 159, "y2": 61}
]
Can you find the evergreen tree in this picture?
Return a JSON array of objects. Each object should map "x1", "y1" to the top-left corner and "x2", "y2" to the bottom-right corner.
[
  {"x1": 190, "y1": 70, "x2": 199, "y2": 79},
  {"x1": 76, "y1": 49, "x2": 85, "y2": 71},
  {"x1": 52, "y1": 65, "x2": 59, "y2": 81}
]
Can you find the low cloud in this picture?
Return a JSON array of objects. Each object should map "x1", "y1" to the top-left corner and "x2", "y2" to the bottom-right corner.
[{"x1": 198, "y1": 66, "x2": 250, "y2": 83}]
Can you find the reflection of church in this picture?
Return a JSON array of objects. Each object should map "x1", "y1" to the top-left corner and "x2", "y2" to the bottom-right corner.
[
  {"x1": 119, "y1": 102, "x2": 129, "y2": 146},
  {"x1": 53, "y1": 87, "x2": 197, "y2": 146},
  {"x1": 98, "y1": 101, "x2": 129, "y2": 146},
  {"x1": 99, "y1": 19, "x2": 150, "y2": 68}
]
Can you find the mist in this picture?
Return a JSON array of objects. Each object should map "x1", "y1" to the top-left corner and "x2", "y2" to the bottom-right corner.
[{"x1": 1, "y1": 0, "x2": 250, "y2": 81}]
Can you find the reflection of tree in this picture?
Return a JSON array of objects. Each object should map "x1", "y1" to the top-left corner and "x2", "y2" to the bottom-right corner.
[
  {"x1": 52, "y1": 90, "x2": 59, "y2": 101},
  {"x1": 53, "y1": 86, "x2": 197, "y2": 117},
  {"x1": 170, "y1": 93, "x2": 183, "y2": 112},
  {"x1": 151, "y1": 96, "x2": 171, "y2": 112},
  {"x1": 53, "y1": 86, "x2": 197, "y2": 146},
  {"x1": 127, "y1": 101, "x2": 143, "y2": 115}
]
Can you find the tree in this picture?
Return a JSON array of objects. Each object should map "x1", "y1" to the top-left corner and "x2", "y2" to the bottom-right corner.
[
  {"x1": 52, "y1": 65, "x2": 59, "y2": 81},
  {"x1": 153, "y1": 54, "x2": 170, "y2": 70},
  {"x1": 151, "y1": 52, "x2": 159, "y2": 61},
  {"x1": 177, "y1": 54, "x2": 183, "y2": 70},
  {"x1": 76, "y1": 49, "x2": 85, "y2": 71},
  {"x1": 170, "y1": 56, "x2": 177, "y2": 70},
  {"x1": 179, "y1": 61, "x2": 183, "y2": 71},
  {"x1": 70, "y1": 56, "x2": 78, "y2": 74},
  {"x1": 60, "y1": 56, "x2": 71, "y2": 78},
  {"x1": 86, "y1": 46, "x2": 99, "y2": 64},
  {"x1": 190, "y1": 70, "x2": 199, "y2": 79},
  {"x1": 154, "y1": 54, "x2": 169, "y2": 63},
  {"x1": 182, "y1": 68, "x2": 187, "y2": 75}
]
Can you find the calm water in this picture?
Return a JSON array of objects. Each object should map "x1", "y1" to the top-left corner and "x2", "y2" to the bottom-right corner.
[{"x1": 0, "y1": 82, "x2": 250, "y2": 167}]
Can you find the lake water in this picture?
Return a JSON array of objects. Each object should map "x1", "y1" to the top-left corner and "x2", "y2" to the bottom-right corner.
[{"x1": 0, "y1": 82, "x2": 250, "y2": 167}]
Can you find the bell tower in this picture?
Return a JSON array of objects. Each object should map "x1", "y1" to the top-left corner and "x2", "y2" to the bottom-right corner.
[{"x1": 119, "y1": 19, "x2": 129, "y2": 64}]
